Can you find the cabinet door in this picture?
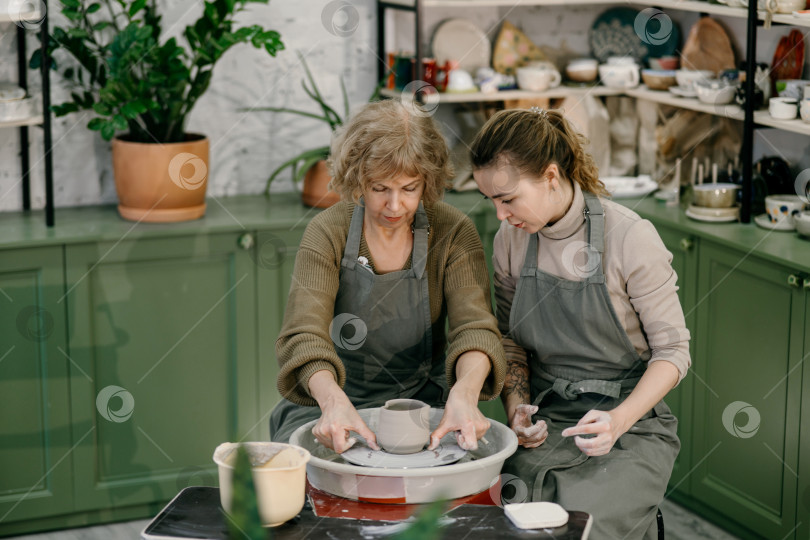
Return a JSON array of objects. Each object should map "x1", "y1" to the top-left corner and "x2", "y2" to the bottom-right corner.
[
  {"x1": 692, "y1": 241, "x2": 801, "y2": 539},
  {"x1": 256, "y1": 229, "x2": 305, "y2": 441},
  {"x1": 0, "y1": 247, "x2": 72, "y2": 527},
  {"x1": 798, "y1": 282, "x2": 810, "y2": 540},
  {"x1": 654, "y1": 225, "x2": 697, "y2": 496},
  {"x1": 64, "y1": 233, "x2": 257, "y2": 511}
]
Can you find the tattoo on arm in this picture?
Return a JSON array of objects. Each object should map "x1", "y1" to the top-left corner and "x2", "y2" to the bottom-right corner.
[{"x1": 503, "y1": 358, "x2": 530, "y2": 403}]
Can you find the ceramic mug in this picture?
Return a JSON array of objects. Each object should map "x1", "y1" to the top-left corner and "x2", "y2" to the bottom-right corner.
[
  {"x1": 376, "y1": 399, "x2": 430, "y2": 454},
  {"x1": 765, "y1": 194, "x2": 808, "y2": 225},
  {"x1": 516, "y1": 66, "x2": 562, "y2": 91},
  {"x1": 598, "y1": 62, "x2": 640, "y2": 88}
]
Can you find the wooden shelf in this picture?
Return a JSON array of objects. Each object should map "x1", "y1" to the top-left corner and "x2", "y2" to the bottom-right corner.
[
  {"x1": 0, "y1": 10, "x2": 42, "y2": 23},
  {"x1": 753, "y1": 111, "x2": 810, "y2": 135},
  {"x1": 0, "y1": 115, "x2": 43, "y2": 129},
  {"x1": 626, "y1": 86, "x2": 745, "y2": 120},
  {"x1": 382, "y1": 86, "x2": 624, "y2": 103}
]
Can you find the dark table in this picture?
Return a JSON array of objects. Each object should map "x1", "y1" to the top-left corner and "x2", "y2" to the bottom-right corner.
[{"x1": 141, "y1": 487, "x2": 592, "y2": 539}]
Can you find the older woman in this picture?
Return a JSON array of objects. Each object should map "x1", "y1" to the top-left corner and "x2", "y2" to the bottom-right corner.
[{"x1": 269, "y1": 99, "x2": 505, "y2": 453}]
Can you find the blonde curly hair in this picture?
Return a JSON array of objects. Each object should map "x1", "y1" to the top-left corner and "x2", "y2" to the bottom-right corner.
[
  {"x1": 470, "y1": 108, "x2": 608, "y2": 197},
  {"x1": 328, "y1": 99, "x2": 453, "y2": 204}
]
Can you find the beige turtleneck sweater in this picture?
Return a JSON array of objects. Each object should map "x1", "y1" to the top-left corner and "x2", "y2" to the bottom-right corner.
[{"x1": 493, "y1": 182, "x2": 691, "y2": 383}]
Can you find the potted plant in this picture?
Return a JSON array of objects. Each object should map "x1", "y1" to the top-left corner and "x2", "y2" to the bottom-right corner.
[
  {"x1": 254, "y1": 53, "x2": 381, "y2": 208},
  {"x1": 33, "y1": 0, "x2": 284, "y2": 222}
]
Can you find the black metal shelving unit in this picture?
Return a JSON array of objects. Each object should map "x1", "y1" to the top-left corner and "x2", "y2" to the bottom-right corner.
[{"x1": 4, "y1": 6, "x2": 54, "y2": 227}]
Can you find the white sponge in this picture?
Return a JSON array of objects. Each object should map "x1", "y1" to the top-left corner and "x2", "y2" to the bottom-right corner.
[{"x1": 504, "y1": 502, "x2": 569, "y2": 529}]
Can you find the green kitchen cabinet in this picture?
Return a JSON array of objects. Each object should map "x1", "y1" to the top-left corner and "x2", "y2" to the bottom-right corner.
[
  {"x1": 797, "y1": 279, "x2": 810, "y2": 540},
  {"x1": 690, "y1": 240, "x2": 803, "y2": 540},
  {"x1": 256, "y1": 228, "x2": 306, "y2": 441},
  {"x1": 0, "y1": 247, "x2": 72, "y2": 528},
  {"x1": 654, "y1": 225, "x2": 698, "y2": 497},
  {"x1": 63, "y1": 233, "x2": 258, "y2": 512}
]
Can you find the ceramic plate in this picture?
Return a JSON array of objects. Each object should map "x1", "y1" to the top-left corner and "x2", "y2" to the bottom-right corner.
[
  {"x1": 590, "y1": 7, "x2": 679, "y2": 63},
  {"x1": 341, "y1": 442, "x2": 467, "y2": 469},
  {"x1": 602, "y1": 175, "x2": 659, "y2": 198},
  {"x1": 669, "y1": 85, "x2": 698, "y2": 98},
  {"x1": 754, "y1": 213, "x2": 795, "y2": 231},
  {"x1": 432, "y1": 19, "x2": 492, "y2": 74},
  {"x1": 685, "y1": 208, "x2": 738, "y2": 222}
]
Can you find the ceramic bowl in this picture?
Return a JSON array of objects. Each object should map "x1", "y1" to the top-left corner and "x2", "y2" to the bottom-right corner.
[
  {"x1": 675, "y1": 69, "x2": 714, "y2": 90},
  {"x1": 800, "y1": 99, "x2": 810, "y2": 123},
  {"x1": 695, "y1": 79, "x2": 736, "y2": 105},
  {"x1": 648, "y1": 56, "x2": 679, "y2": 70},
  {"x1": 566, "y1": 59, "x2": 598, "y2": 82},
  {"x1": 598, "y1": 63, "x2": 640, "y2": 88},
  {"x1": 769, "y1": 97, "x2": 798, "y2": 120},
  {"x1": 213, "y1": 442, "x2": 310, "y2": 527},
  {"x1": 693, "y1": 183, "x2": 740, "y2": 208},
  {"x1": 642, "y1": 69, "x2": 677, "y2": 90},
  {"x1": 765, "y1": 194, "x2": 808, "y2": 226},
  {"x1": 377, "y1": 398, "x2": 431, "y2": 454},
  {"x1": 795, "y1": 210, "x2": 810, "y2": 237}
]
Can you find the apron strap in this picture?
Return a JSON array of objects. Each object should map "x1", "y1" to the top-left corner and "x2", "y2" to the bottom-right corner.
[
  {"x1": 521, "y1": 233, "x2": 539, "y2": 277},
  {"x1": 583, "y1": 192, "x2": 605, "y2": 255},
  {"x1": 531, "y1": 365, "x2": 644, "y2": 405},
  {"x1": 412, "y1": 202, "x2": 429, "y2": 279},
  {"x1": 342, "y1": 200, "x2": 365, "y2": 267}
]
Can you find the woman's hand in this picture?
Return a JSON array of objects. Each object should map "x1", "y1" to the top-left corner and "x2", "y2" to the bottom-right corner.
[
  {"x1": 510, "y1": 404, "x2": 548, "y2": 448},
  {"x1": 561, "y1": 409, "x2": 627, "y2": 456},
  {"x1": 429, "y1": 385, "x2": 490, "y2": 451},
  {"x1": 308, "y1": 370, "x2": 379, "y2": 453}
]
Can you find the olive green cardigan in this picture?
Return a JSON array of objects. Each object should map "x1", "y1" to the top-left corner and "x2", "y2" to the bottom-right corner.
[{"x1": 275, "y1": 199, "x2": 506, "y2": 406}]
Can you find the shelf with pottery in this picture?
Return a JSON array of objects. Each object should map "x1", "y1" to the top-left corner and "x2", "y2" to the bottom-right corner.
[
  {"x1": 0, "y1": 114, "x2": 44, "y2": 129},
  {"x1": 752, "y1": 110, "x2": 810, "y2": 134},
  {"x1": 380, "y1": 85, "x2": 623, "y2": 104},
  {"x1": 0, "y1": 9, "x2": 41, "y2": 23},
  {"x1": 626, "y1": 86, "x2": 746, "y2": 119}
]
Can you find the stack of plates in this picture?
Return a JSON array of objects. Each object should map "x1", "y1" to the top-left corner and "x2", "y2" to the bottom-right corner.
[{"x1": 685, "y1": 204, "x2": 739, "y2": 222}]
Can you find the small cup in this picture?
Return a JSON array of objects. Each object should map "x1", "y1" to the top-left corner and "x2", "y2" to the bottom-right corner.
[
  {"x1": 769, "y1": 97, "x2": 798, "y2": 120},
  {"x1": 377, "y1": 398, "x2": 430, "y2": 454},
  {"x1": 765, "y1": 194, "x2": 808, "y2": 225}
]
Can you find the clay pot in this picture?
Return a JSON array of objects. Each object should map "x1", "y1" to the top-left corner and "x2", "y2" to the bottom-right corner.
[
  {"x1": 111, "y1": 134, "x2": 209, "y2": 222},
  {"x1": 377, "y1": 399, "x2": 431, "y2": 454},
  {"x1": 301, "y1": 160, "x2": 340, "y2": 208}
]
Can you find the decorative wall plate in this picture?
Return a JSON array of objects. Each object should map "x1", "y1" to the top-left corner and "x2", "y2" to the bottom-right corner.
[{"x1": 432, "y1": 18, "x2": 491, "y2": 74}]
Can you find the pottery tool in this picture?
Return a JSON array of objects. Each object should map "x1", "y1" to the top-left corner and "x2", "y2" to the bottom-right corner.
[
  {"x1": 698, "y1": 163, "x2": 704, "y2": 185},
  {"x1": 691, "y1": 157, "x2": 698, "y2": 187},
  {"x1": 712, "y1": 163, "x2": 718, "y2": 184}
]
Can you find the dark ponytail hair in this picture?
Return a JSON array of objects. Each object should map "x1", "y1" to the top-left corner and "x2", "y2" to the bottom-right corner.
[{"x1": 470, "y1": 108, "x2": 608, "y2": 197}]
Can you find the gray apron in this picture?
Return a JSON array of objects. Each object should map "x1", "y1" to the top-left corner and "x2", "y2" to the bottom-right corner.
[
  {"x1": 270, "y1": 201, "x2": 447, "y2": 443},
  {"x1": 501, "y1": 193, "x2": 680, "y2": 540}
]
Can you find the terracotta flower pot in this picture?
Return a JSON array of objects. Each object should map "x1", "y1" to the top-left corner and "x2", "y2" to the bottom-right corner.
[
  {"x1": 301, "y1": 160, "x2": 340, "y2": 208},
  {"x1": 111, "y1": 134, "x2": 209, "y2": 222}
]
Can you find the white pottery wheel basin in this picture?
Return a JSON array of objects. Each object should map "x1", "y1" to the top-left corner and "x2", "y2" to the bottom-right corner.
[{"x1": 289, "y1": 408, "x2": 518, "y2": 504}]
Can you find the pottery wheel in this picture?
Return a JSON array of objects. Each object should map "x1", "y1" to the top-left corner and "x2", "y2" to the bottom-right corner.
[{"x1": 341, "y1": 441, "x2": 467, "y2": 469}]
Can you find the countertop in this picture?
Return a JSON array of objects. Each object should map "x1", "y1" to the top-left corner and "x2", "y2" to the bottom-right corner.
[{"x1": 2, "y1": 192, "x2": 809, "y2": 274}]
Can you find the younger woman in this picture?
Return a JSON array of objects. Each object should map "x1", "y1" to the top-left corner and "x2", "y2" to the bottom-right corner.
[{"x1": 471, "y1": 107, "x2": 690, "y2": 539}]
